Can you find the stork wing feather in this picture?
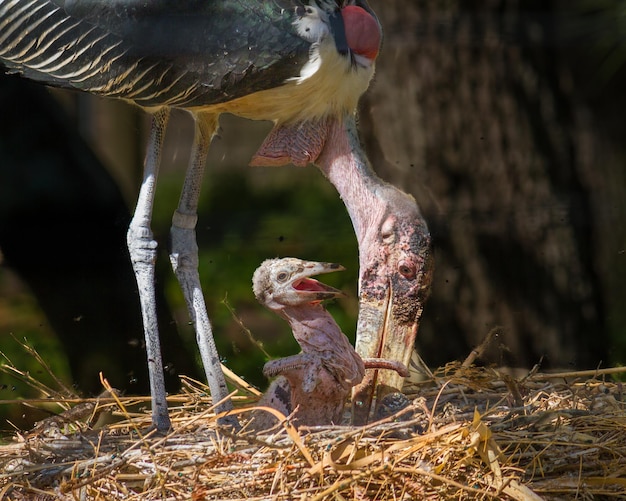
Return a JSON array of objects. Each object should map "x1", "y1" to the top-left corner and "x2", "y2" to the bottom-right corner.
[{"x1": 0, "y1": 0, "x2": 311, "y2": 108}]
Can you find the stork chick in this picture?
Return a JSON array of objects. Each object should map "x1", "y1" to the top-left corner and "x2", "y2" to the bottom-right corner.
[{"x1": 251, "y1": 258, "x2": 408, "y2": 429}]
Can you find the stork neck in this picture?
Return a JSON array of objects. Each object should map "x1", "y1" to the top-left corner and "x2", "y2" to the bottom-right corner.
[{"x1": 314, "y1": 115, "x2": 387, "y2": 251}]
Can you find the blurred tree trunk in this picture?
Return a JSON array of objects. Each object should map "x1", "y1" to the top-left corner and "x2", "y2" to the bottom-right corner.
[{"x1": 360, "y1": 0, "x2": 609, "y2": 369}]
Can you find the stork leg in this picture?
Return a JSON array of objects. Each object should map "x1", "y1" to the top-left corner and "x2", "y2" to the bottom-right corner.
[
  {"x1": 169, "y1": 111, "x2": 238, "y2": 428},
  {"x1": 127, "y1": 107, "x2": 171, "y2": 432}
]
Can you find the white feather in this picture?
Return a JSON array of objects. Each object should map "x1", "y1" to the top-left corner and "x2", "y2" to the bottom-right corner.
[{"x1": 293, "y1": 2, "x2": 330, "y2": 43}]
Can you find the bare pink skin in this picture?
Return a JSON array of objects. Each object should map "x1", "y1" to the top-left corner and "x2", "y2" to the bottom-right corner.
[
  {"x1": 314, "y1": 117, "x2": 432, "y2": 424},
  {"x1": 250, "y1": 119, "x2": 329, "y2": 167},
  {"x1": 251, "y1": 258, "x2": 408, "y2": 429}
]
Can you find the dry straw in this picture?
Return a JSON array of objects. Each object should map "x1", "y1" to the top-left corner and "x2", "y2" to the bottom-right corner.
[{"x1": 1, "y1": 337, "x2": 625, "y2": 500}]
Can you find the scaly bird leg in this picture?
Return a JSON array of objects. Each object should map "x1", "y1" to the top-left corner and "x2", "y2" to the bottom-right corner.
[
  {"x1": 263, "y1": 353, "x2": 320, "y2": 393},
  {"x1": 127, "y1": 107, "x2": 171, "y2": 432},
  {"x1": 169, "y1": 110, "x2": 238, "y2": 428},
  {"x1": 263, "y1": 353, "x2": 319, "y2": 378}
]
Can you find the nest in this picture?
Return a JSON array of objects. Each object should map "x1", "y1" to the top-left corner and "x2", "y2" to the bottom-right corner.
[{"x1": 1, "y1": 352, "x2": 626, "y2": 501}]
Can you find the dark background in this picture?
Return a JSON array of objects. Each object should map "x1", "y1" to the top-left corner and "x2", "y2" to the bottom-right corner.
[{"x1": 1, "y1": 0, "x2": 625, "y2": 430}]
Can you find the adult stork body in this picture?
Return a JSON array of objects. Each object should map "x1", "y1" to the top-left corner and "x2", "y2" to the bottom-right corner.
[{"x1": 0, "y1": 0, "x2": 432, "y2": 430}]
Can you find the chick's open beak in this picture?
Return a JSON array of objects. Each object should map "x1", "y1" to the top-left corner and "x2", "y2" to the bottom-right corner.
[{"x1": 291, "y1": 261, "x2": 345, "y2": 302}]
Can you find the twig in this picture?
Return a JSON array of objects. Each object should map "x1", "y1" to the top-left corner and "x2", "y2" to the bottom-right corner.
[
  {"x1": 12, "y1": 335, "x2": 75, "y2": 396},
  {"x1": 221, "y1": 364, "x2": 262, "y2": 397},
  {"x1": 221, "y1": 294, "x2": 271, "y2": 358},
  {"x1": 528, "y1": 366, "x2": 626, "y2": 381},
  {"x1": 462, "y1": 326, "x2": 503, "y2": 368}
]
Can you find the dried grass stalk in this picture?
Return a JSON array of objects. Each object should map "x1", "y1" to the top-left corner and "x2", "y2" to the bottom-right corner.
[{"x1": 1, "y1": 361, "x2": 625, "y2": 500}]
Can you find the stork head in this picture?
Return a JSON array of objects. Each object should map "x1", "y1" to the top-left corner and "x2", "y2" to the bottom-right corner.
[
  {"x1": 313, "y1": 116, "x2": 434, "y2": 424},
  {"x1": 294, "y1": 0, "x2": 382, "y2": 71},
  {"x1": 351, "y1": 184, "x2": 433, "y2": 421},
  {"x1": 253, "y1": 258, "x2": 345, "y2": 311},
  {"x1": 295, "y1": 2, "x2": 381, "y2": 45}
]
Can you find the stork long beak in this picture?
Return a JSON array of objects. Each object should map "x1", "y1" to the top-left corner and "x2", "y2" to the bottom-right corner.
[
  {"x1": 351, "y1": 275, "x2": 428, "y2": 424},
  {"x1": 351, "y1": 211, "x2": 433, "y2": 426},
  {"x1": 346, "y1": 174, "x2": 432, "y2": 425}
]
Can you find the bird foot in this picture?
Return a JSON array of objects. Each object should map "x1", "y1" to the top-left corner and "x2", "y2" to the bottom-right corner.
[
  {"x1": 262, "y1": 353, "x2": 319, "y2": 378},
  {"x1": 362, "y1": 358, "x2": 410, "y2": 377},
  {"x1": 250, "y1": 118, "x2": 329, "y2": 167}
]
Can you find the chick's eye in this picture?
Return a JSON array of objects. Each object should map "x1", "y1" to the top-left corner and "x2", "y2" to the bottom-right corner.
[
  {"x1": 398, "y1": 261, "x2": 415, "y2": 279},
  {"x1": 276, "y1": 272, "x2": 289, "y2": 282}
]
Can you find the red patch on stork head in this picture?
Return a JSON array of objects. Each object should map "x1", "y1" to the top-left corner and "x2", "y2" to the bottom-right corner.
[{"x1": 341, "y1": 6, "x2": 381, "y2": 61}]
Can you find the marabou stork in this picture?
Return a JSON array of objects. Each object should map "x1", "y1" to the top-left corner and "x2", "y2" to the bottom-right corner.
[
  {"x1": 0, "y1": 0, "x2": 432, "y2": 430},
  {"x1": 251, "y1": 257, "x2": 409, "y2": 429}
]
